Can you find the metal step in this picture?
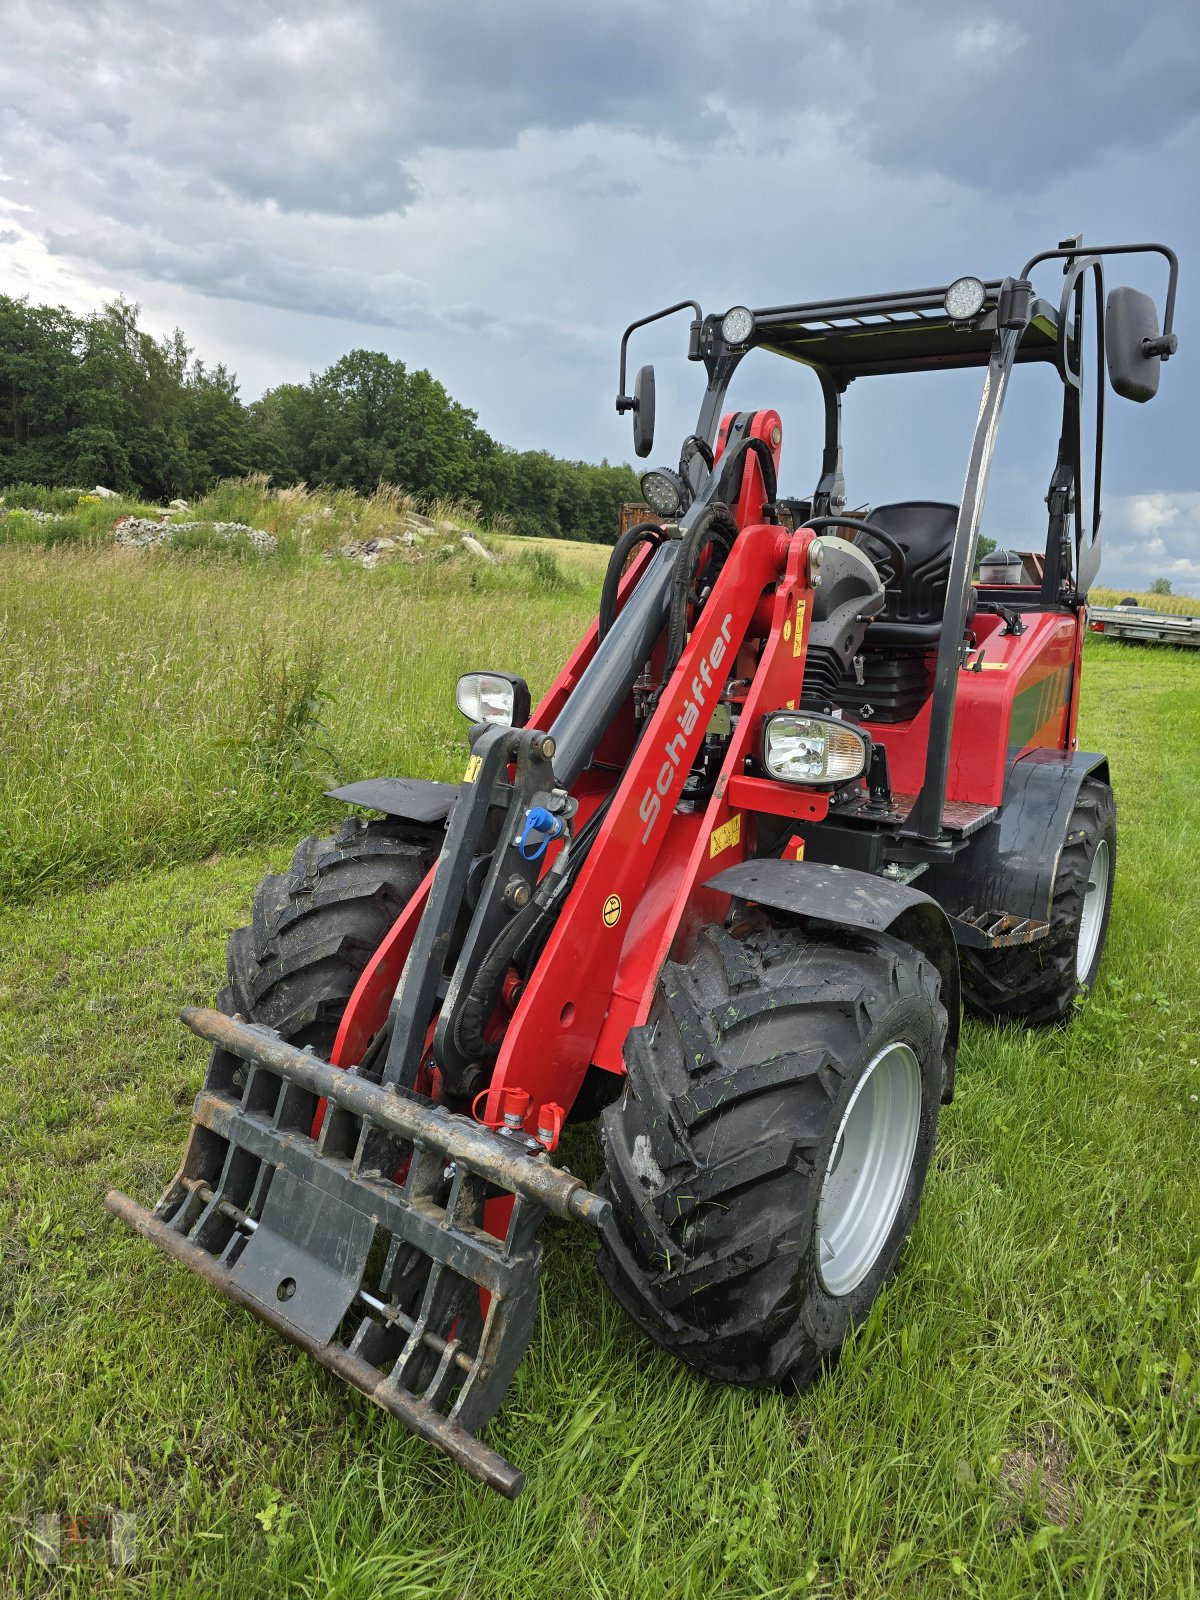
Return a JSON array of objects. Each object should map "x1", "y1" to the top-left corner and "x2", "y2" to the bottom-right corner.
[
  {"x1": 834, "y1": 792, "x2": 998, "y2": 835},
  {"x1": 948, "y1": 907, "x2": 1052, "y2": 949}
]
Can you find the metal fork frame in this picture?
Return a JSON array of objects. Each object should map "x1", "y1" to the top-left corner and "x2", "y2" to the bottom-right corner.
[{"x1": 106, "y1": 1007, "x2": 611, "y2": 1498}]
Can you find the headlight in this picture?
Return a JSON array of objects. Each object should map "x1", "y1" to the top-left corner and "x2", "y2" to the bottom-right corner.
[
  {"x1": 762, "y1": 711, "x2": 870, "y2": 785},
  {"x1": 944, "y1": 276, "x2": 986, "y2": 322},
  {"x1": 721, "y1": 305, "x2": 756, "y2": 346},
  {"x1": 455, "y1": 671, "x2": 531, "y2": 728},
  {"x1": 639, "y1": 467, "x2": 688, "y2": 518}
]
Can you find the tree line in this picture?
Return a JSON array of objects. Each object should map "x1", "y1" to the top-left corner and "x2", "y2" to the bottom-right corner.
[{"x1": 0, "y1": 295, "x2": 638, "y2": 543}]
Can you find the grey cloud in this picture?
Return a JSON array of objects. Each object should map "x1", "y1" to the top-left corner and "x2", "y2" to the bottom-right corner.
[
  {"x1": 829, "y1": 0, "x2": 1200, "y2": 188},
  {"x1": 41, "y1": 221, "x2": 596, "y2": 361},
  {"x1": 45, "y1": 225, "x2": 440, "y2": 329},
  {"x1": 1, "y1": 0, "x2": 1197, "y2": 548},
  {"x1": 3, "y1": 0, "x2": 1194, "y2": 235}
]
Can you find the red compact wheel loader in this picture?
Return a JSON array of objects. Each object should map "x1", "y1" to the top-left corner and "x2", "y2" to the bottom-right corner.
[{"x1": 108, "y1": 239, "x2": 1179, "y2": 1496}]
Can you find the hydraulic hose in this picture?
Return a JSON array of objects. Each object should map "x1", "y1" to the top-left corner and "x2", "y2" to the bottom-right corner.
[
  {"x1": 664, "y1": 502, "x2": 737, "y2": 683},
  {"x1": 453, "y1": 761, "x2": 629, "y2": 1065},
  {"x1": 715, "y1": 435, "x2": 778, "y2": 514},
  {"x1": 453, "y1": 895, "x2": 543, "y2": 1064},
  {"x1": 598, "y1": 521, "x2": 665, "y2": 643}
]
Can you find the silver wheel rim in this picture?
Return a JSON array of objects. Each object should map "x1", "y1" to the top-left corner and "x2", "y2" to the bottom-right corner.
[
  {"x1": 817, "y1": 1042, "x2": 922, "y2": 1297},
  {"x1": 1076, "y1": 836, "x2": 1110, "y2": 981}
]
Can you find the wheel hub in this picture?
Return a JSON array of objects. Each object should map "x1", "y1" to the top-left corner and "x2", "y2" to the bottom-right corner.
[
  {"x1": 817, "y1": 1042, "x2": 922, "y2": 1296},
  {"x1": 1076, "y1": 837, "x2": 1110, "y2": 981}
]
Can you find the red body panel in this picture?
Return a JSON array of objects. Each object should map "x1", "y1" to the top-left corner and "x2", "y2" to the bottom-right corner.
[
  {"x1": 858, "y1": 607, "x2": 1081, "y2": 807},
  {"x1": 483, "y1": 522, "x2": 792, "y2": 1126},
  {"x1": 714, "y1": 409, "x2": 783, "y2": 529}
]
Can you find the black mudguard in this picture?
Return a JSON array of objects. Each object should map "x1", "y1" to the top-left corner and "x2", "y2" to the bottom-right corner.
[
  {"x1": 706, "y1": 858, "x2": 962, "y2": 1101},
  {"x1": 327, "y1": 777, "x2": 458, "y2": 827},
  {"x1": 921, "y1": 750, "x2": 1110, "y2": 930}
]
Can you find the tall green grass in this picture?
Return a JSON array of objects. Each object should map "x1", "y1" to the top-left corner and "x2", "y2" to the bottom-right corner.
[
  {"x1": 0, "y1": 475, "x2": 516, "y2": 561},
  {"x1": 0, "y1": 546, "x2": 597, "y2": 903}
]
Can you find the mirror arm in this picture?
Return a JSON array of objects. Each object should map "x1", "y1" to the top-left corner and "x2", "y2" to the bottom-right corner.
[
  {"x1": 616, "y1": 300, "x2": 704, "y2": 412},
  {"x1": 1022, "y1": 241, "x2": 1179, "y2": 355}
]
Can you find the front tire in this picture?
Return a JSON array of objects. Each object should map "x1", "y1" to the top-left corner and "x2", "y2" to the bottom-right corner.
[
  {"x1": 219, "y1": 814, "x2": 438, "y2": 1053},
  {"x1": 598, "y1": 923, "x2": 948, "y2": 1388},
  {"x1": 960, "y1": 777, "x2": 1116, "y2": 1027}
]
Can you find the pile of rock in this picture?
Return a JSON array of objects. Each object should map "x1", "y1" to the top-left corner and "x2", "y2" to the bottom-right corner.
[
  {"x1": 333, "y1": 510, "x2": 497, "y2": 568},
  {"x1": 335, "y1": 536, "x2": 400, "y2": 569},
  {"x1": 0, "y1": 505, "x2": 58, "y2": 523},
  {"x1": 112, "y1": 516, "x2": 278, "y2": 553}
]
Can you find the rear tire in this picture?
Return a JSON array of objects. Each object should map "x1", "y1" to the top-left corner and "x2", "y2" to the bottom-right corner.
[
  {"x1": 960, "y1": 777, "x2": 1116, "y2": 1027},
  {"x1": 598, "y1": 923, "x2": 947, "y2": 1387},
  {"x1": 219, "y1": 815, "x2": 438, "y2": 1054}
]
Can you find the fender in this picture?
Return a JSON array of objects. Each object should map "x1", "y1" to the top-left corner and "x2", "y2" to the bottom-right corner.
[
  {"x1": 326, "y1": 776, "x2": 457, "y2": 827},
  {"x1": 705, "y1": 858, "x2": 962, "y2": 1101},
  {"x1": 921, "y1": 749, "x2": 1110, "y2": 931}
]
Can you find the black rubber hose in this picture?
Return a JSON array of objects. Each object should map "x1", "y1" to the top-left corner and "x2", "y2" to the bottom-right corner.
[
  {"x1": 453, "y1": 895, "x2": 543, "y2": 1064},
  {"x1": 715, "y1": 435, "x2": 778, "y2": 513},
  {"x1": 598, "y1": 521, "x2": 664, "y2": 642},
  {"x1": 664, "y1": 502, "x2": 737, "y2": 682},
  {"x1": 455, "y1": 766, "x2": 628, "y2": 1064}
]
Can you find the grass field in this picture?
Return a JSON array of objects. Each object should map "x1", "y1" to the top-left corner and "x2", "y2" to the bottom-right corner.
[
  {"x1": 1090, "y1": 587, "x2": 1200, "y2": 616},
  {"x1": 2, "y1": 543, "x2": 1199, "y2": 1597}
]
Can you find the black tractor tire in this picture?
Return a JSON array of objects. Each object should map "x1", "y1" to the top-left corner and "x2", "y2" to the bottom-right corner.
[
  {"x1": 959, "y1": 777, "x2": 1116, "y2": 1027},
  {"x1": 598, "y1": 923, "x2": 948, "y2": 1388},
  {"x1": 218, "y1": 814, "x2": 439, "y2": 1055}
]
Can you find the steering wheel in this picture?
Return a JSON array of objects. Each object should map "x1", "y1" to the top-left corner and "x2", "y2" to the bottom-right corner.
[{"x1": 801, "y1": 514, "x2": 907, "y2": 587}]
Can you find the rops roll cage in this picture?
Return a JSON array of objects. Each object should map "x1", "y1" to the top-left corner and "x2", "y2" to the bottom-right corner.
[{"x1": 614, "y1": 239, "x2": 1179, "y2": 842}]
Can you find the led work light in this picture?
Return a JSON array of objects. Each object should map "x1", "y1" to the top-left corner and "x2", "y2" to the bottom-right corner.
[
  {"x1": 943, "y1": 276, "x2": 986, "y2": 322},
  {"x1": 762, "y1": 711, "x2": 870, "y2": 785},
  {"x1": 721, "y1": 305, "x2": 756, "y2": 346},
  {"x1": 639, "y1": 467, "x2": 688, "y2": 518}
]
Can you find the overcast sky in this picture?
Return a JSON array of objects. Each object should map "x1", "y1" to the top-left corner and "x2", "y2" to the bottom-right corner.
[{"x1": 2, "y1": 0, "x2": 1198, "y2": 590}]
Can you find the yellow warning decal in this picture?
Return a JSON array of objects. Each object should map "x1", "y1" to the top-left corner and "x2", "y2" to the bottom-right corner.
[
  {"x1": 463, "y1": 754, "x2": 483, "y2": 783},
  {"x1": 961, "y1": 658, "x2": 1011, "y2": 671},
  {"x1": 602, "y1": 894, "x2": 622, "y2": 928},
  {"x1": 709, "y1": 813, "x2": 743, "y2": 858},
  {"x1": 793, "y1": 597, "x2": 807, "y2": 657}
]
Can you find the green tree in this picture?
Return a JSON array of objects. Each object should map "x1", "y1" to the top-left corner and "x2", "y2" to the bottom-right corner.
[{"x1": 1150, "y1": 577, "x2": 1172, "y2": 596}]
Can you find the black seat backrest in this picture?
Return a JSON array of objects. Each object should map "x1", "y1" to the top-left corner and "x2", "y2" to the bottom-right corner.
[{"x1": 867, "y1": 501, "x2": 959, "y2": 626}]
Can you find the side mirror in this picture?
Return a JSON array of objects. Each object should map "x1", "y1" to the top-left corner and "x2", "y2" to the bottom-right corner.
[
  {"x1": 632, "y1": 364, "x2": 655, "y2": 458},
  {"x1": 1106, "y1": 286, "x2": 1172, "y2": 402}
]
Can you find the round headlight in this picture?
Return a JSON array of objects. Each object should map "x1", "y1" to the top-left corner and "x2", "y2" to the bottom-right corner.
[
  {"x1": 639, "y1": 467, "x2": 687, "y2": 518},
  {"x1": 721, "y1": 305, "x2": 756, "y2": 346},
  {"x1": 944, "y1": 276, "x2": 986, "y2": 322}
]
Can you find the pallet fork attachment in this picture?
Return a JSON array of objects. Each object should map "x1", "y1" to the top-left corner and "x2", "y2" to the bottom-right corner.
[{"x1": 106, "y1": 1007, "x2": 610, "y2": 1497}]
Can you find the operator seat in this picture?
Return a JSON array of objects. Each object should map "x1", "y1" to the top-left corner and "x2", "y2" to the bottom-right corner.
[
  {"x1": 859, "y1": 501, "x2": 962, "y2": 647},
  {"x1": 828, "y1": 500, "x2": 976, "y2": 723}
]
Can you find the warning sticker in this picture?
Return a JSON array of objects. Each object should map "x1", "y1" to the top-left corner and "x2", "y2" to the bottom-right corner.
[
  {"x1": 709, "y1": 813, "x2": 743, "y2": 858},
  {"x1": 602, "y1": 894, "x2": 622, "y2": 928},
  {"x1": 463, "y1": 754, "x2": 483, "y2": 782},
  {"x1": 793, "y1": 597, "x2": 807, "y2": 657}
]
